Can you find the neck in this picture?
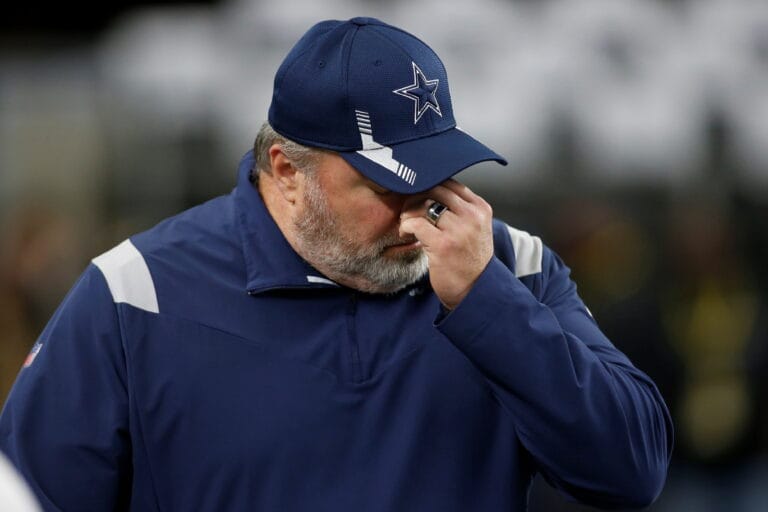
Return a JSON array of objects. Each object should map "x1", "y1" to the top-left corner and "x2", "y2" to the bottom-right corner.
[{"x1": 257, "y1": 172, "x2": 298, "y2": 247}]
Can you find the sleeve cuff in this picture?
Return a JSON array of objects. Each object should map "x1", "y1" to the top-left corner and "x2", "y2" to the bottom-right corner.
[{"x1": 435, "y1": 256, "x2": 530, "y2": 349}]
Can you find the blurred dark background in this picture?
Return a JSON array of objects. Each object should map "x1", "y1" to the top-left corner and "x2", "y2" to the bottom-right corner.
[{"x1": 2, "y1": 0, "x2": 767, "y2": 510}]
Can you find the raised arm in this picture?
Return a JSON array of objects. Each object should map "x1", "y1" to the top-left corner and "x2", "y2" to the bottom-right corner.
[{"x1": 400, "y1": 181, "x2": 672, "y2": 508}]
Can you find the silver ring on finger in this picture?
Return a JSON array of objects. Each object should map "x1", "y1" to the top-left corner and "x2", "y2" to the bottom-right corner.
[{"x1": 425, "y1": 201, "x2": 449, "y2": 227}]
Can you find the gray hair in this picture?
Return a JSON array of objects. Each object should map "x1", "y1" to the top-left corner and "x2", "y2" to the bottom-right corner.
[{"x1": 253, "y1": 122, "x2": 325, "y2": 175}]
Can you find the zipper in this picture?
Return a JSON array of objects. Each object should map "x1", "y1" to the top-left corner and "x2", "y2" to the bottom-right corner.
[{"x1": 346, "y1": 292, "x2": 363, "y2": 382}]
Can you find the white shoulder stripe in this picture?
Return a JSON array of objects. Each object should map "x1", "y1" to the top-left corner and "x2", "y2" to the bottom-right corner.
[
  {"x1": 92, "y1": 239, "x2": 159, "y2": 314},
  {"x1": 506, "y1": 225, "x2": 543, "y2": 277}
]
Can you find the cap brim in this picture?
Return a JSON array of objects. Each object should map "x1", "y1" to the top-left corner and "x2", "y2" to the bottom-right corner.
[{"x1": 339, "y1": 127, "x2": 508, "y2": 194}]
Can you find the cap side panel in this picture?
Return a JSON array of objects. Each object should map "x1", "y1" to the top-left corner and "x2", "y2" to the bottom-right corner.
[
  {"x1": 271, "y1": 21, "x2": 340, "y2": 105},
  {"x1": 341, "y1": 27, "x2": 360, "y2": 147},
  {"x1": 269, "y1": 21, "x2": 363, "y2": 150}
]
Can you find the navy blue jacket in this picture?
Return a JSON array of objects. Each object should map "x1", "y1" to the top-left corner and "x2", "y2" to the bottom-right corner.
[{"x1": 0, "y1": 151, "x2": 672, "y2": 511}]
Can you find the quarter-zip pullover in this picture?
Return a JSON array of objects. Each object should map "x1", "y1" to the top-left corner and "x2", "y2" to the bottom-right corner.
[{"x1": 0, "y1": 151, "x2": 672, "y2": 511}]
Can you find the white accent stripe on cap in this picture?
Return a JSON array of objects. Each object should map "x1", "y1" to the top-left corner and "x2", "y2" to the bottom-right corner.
[
  {"x1": 506, "y1": 225, "x2": 543, "y2": 277},
  {"x1": 354, "y1": 110, "x2": 417, "y2": 186},
  {"x1": 93, "y1": 239, "x2": 159, "y2": 313}
]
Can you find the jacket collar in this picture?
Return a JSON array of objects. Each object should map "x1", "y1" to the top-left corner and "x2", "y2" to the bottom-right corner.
[{"x1": 234, "y1": 150, "x2": 341, "y2": 294}]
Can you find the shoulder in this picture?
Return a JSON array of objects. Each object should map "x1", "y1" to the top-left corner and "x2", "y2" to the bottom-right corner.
[
  {"x1": 492, "y1": 220, "x2": 544, "y2": 278},
  {"x1": 91, "y1": 194, "x2": 243, "y2": 316},
  {"x1": 131, "y1": 194, "x2": 238, "y2": 260},
  {"x1": 492, "y1": 218, "x2": 575, "y2": 302},
  {"x1": 92, "y1": 239, "x2": 158, "y2": 314}
]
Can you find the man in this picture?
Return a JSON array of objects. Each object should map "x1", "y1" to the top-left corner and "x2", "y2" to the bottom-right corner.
[{"x1": 0, "y1": 17, "x2": 672, "y2": 511}]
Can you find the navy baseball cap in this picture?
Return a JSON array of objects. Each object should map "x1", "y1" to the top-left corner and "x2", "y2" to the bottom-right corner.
[{"x1": 268, "y1": 17, "x2": 508, "y2": 194}]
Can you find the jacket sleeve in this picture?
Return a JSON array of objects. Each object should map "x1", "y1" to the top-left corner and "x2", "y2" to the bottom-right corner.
[
  {"x1": 0, "y1": 264, "x2": 132, "y2": 511},
  {"x1": 435, "y1": 224, "x2": 673, "y2": 509}
]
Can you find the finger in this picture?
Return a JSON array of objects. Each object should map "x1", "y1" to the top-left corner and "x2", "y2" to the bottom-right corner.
[
  {"x1": 400, "y1": 180, "x2": 483, "y2": 222},
  {"x1": 441, "y1": 179, "x2": 481, "y2": 205},
  {"x1": 399, "y1": 193, "x2": 450, "y2": 218},
  {"x1": 399, "y1": 215, "x2": 443, "y2": 247},
  {"x1": 426, "y1": 178, "x2": 487, "y2": 213},
  {"x1": 399, "y1": 198, "x2": 429, "y2": 222},
  {"x1": 432, "y1": 180, "x2": 493, "y2": 223},
  {"x1": 400, "y1": 207, "x2": 459, "y2": 249},
  {"x1": 427, "y1": 207, "x2": 460, "y2": 231},
  {"x1": 425, "y1": 187, "x2": 469, "y2": 216}
]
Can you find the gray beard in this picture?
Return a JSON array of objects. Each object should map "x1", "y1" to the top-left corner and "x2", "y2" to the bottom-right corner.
[{"x1": 293, "y1": 175, "x2": 428, "y2": 294}]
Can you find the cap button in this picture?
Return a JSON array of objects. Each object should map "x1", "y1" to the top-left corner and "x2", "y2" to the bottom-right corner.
[{"x1": 350, "y1": 17, "x2": 375, "y2": 26}]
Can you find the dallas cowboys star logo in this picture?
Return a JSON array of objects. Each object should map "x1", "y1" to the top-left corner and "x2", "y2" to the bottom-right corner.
[{"x1": 393, "y1": 62, "x2": 443, "y2": 124}]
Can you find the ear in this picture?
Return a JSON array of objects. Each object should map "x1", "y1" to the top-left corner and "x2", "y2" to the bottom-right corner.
[{"x1": 268, "y1": 144, "x2": 301, "y2": 204}]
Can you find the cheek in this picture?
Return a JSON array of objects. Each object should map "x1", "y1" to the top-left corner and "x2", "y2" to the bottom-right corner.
[{"x1": 340, "y1": 199, "x2": 401, "y2": 240}]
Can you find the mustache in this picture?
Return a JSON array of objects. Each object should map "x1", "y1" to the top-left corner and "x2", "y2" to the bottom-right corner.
[
  {"x1": 373, "y1": 234, "x2": 421, "y2": 257},
  {"x1": 382, "y1": 234, "x2": 418, "y2": 247}
]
